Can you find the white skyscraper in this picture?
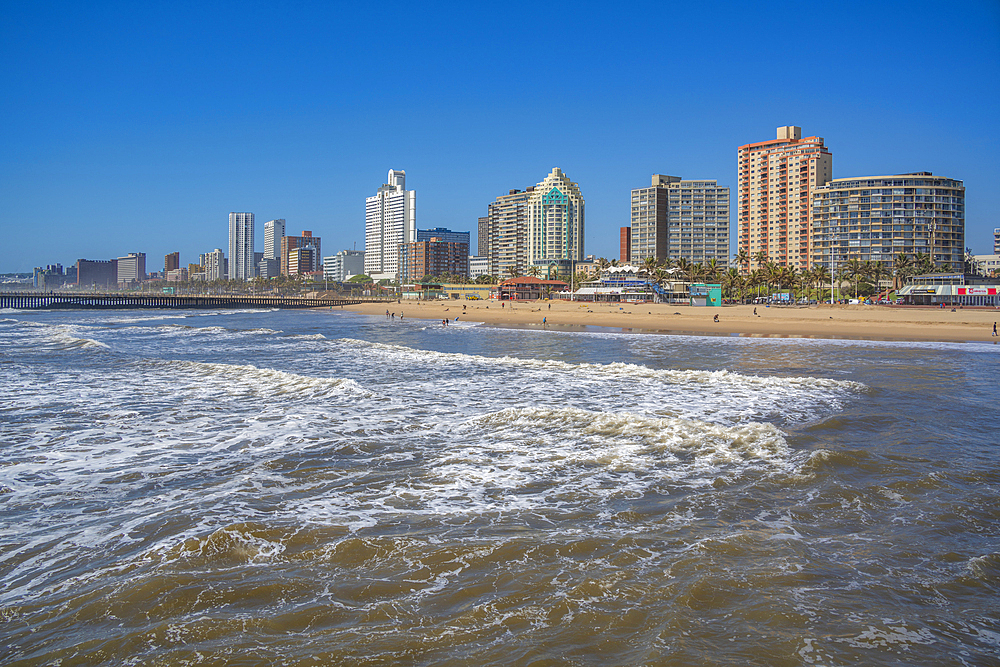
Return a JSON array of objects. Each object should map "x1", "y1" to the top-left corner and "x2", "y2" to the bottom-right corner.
[
  {"x1": 263, "y1": 219, "x2": 285, "y2": 260},
  {"x1": 365, "y1": 169, "x2": 415, "y2": 281},
  {"x1": 228, "y1": 212, "x2": 255, "y2": 281},
  {"x1": 526, "y1": 167, "x2": 585, "y2": 266}
]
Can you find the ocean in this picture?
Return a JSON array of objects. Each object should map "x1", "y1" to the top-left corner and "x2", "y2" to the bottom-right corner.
[{"x1": 1, "y1": 308, "x2": 998, "y2": 666}]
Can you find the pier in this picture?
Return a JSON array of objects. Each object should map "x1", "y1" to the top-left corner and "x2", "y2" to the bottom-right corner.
[{"x1": 0, "y1": 292, "x2": 370, "y2": 310}]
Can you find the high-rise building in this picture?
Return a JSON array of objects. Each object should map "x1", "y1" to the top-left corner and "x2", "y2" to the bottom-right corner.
[
  {"x1": 228, "y1": 212, "x2": 255, "y2": 280},
  {"x1": 629, "y1": 175, "x2": 730, "y2": 268},
  {"x1": 281, "y1": 231, "x2": 321, "y2": 276},
  {"x1": 811, "y1": 172, "x2": 965, "y2": 271},
  {"x1": 620, "y1": 227, "x2": 631, "y2": 263},
  {"x1": 469, "y1": 256, "x2": 489, "y2": 280},
  {"x1": 526, "y1": 167, "x2": 585, "y2": 266},
  {"x1": 164, "y1": 252, "x2": 180, "y2": 273},
  {"x1": 287, "y1": 246, "x2": 316, "y2": 277},
  {"x1": 737, "y1": 126, "x2": 832, "y2": 271},
  {"x1": 994, "y1": 227, "x2": 1000, "y2": 254},
  {"x1": 75, "y1": 259, "x2": 116, "y2": 288},
  {"x1": 203, "y1": 248, "x2": 225, "y2": 281},
  {"x1": 477, "y1": 217, "x2": 489, "y2": 256},
  {"x1": 264, "y1": 219, "x2": 285, "y2": 261},
  {"x1": 116, "y1": 252, "x2": 146, "y2": 285},
  {"x1": 486, "y1": 188, "x2": 532, "y2": 278},
  {"x1": 399, "y1": 237, "x2": 470, "y2": 282},
  {"x1": 323, "y1": 250, "x2": 366, "y2": 282},
  {"x1": 365, "y1": 169, "x2": 416, "y2": 281}
]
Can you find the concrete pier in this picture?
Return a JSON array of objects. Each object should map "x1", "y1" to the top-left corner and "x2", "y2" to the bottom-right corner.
[{"x1": 0, "y1": 292, "x2": 370, "y2": 310}]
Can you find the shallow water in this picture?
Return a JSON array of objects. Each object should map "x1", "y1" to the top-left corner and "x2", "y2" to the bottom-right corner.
[{"x1": 1, "y1": 308, "x2": 998, "y2": 665}]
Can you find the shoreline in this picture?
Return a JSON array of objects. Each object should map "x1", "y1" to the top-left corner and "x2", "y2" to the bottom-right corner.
[{"x1": 334, "y1": 300, "x2": 1000, "y2": 344}]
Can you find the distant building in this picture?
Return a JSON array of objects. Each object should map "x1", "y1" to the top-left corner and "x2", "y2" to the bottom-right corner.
[
  {"x1": 995, "y1": 227, "x2": 1000, "y2": 254},
  {"x1": 399, "y1": 237, "x2": 469, "y2": 282},
  {"x1": 165, "y1": 268, "x2": 188, "y2": 282},
  {"x1": 33, "y1": 264, "x2": 68, "y2": 290},
  {"x1": 203, "y1": 248, "x2": 225, "y2": 281},
  {"x1": 323, "y1": 250, "x2": 365, "y2": 282},
  {"x1": 287, "y1": 246, "x2": 317, "y2": 277},
  {"x1": 811, "y1": 172, "x2": 965, "y2": 271},
  {"x1": 620, "y1": 227, "x2": 631, "y2": 263},
  {"x1": 972, "y1": 254, "x2": 1000, "y2": 277},
  {"x1": 418, "y1": 227, "x2": 470, "y2": 246},
  {"x1": 76, "y1": 259, "x2": 116, "y2": 288},
  {"x1": 116, "y1": 253, "x2": 146, "y2": 286},
  {"x1": 258, "y1": 258, "x2": 279, "y2": 279},
  {"x1": 264, "y1": 219, "x2": 285, "y2": 261},
  {"x1": 469, "y1": 256, "x2": 489, "y2": 280},
  {"x1": 228, "y1": 212, "x2": 255, "y2": 281},
  {"x1": 477, "y1": 216, "x2": 489, "y2": 256},
  {"x1": 365, "y1": 169, "x2": 415, "y2": 281},
  {"x1": 526, "y1": 167, "x2": 584, "y2": 266},
  {"x1": 164, "y1": 252, "x2": 180, "y2": 273},
  {"x1": 738, "y1": 126, "x2": 833, "y2": 271},
  {"x1": 281, "y1": 231, "x2": 321, "y2": 275},
  {"x1": 486, "y1": 187, "x2": 532, "y2": 278}
]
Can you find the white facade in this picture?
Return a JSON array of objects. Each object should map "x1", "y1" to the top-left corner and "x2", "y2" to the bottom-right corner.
[
  {"x1": 204, "y1": 248, "x2": 225, "y2": 281},
  {"x1": 323, "y1": 250, "x2": 366, "y2": 282},
  {"x1": 228, "y1": 212, "x2": 255, "y2": 280},
  {"x1": 365, "y1": 169, "x2": 415, "y2": 281},
  {"x1": 526, "y1": 168, "x2": 585, "y2": 266},
  {"x1": 116, "y1": 252, "x2": 146, "y2": 284},
  {"x1": 469, "y1": 256, "x2": 489, "y2": 280},
  {"x1": 264, "y1": 219, "x2": 285, "y2": 260},
  {"x1": 994, "y1": 227, "x2": 1000, "y2": 254}
]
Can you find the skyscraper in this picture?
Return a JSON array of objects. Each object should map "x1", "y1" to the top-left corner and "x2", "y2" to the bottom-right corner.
[
  {"x1": 737, "y1": 126, "x2": 832, "y2": 271},
  {"x1": 526, "y1": 168, "x2": 585, "y2": 266},
  {"x1": 228, "y1": 212, "x2": 255, "y2": 281},
  {"x1": 486, "y1": 188, "x2": 532, "y2": 278},
  {"x1": 264, "y1": 219, "x2": 285, "y2": 261},
  {"x1": 203, "y1": 248, "x2": 225, "y2": 281},
  {"x1": 164, "y1": 252, "x2": 180, "y2": 273},
  {"x1": 365, "y1": 169, "x2": 416, "y2": 281}
]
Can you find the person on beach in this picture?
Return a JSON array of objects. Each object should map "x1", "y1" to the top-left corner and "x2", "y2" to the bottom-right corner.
[
  {"x1": 543, "y1": 316, "x2": 546, "y2": 326},
  {"x1": 713, "y1": 314, "x2": 719, "y2": 322},
  {"x1": 386, "y1": 309, "x2": 390, "y2": 318},
  {"x1": 753, "y1": 307, "x2": 757, "y2": 316},
  {"x1": 994, "y1": 322, "x2": 997, "y2": 337}
]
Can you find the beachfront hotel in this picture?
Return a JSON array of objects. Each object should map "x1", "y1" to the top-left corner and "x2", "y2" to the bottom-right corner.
[
  {"x1": 364, "y1": 169, "x2": 416, "y2": 281},
  {"x1": 228, "y1": 212, "x2": 255, "y2": 281},
  {"x1": 811, "y1": 173, "x2": 965, "y2": 271},
  {"x1": 737, "y1": 126, "x2": 833, "y2": 272},
  {"x1": 526, "y1": 168, "x2": 585, "y2": 268},
  {"x1": 628, "y1": 175, "x2": 730, "y2": 268}
]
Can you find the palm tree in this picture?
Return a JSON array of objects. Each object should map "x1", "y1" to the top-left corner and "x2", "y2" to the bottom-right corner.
[
  {"x1": 913, "y1": 251, "x2": 934, "y2": 275},
  {"x1": 642, "y1": 256, "x2": 658, "y2": 276},
  {"x1": 722, "y1": 268, "x2": 742, "y2": 302},
  {"x1": 812, "y1": 265, "x2": 830, "y2": 302},
  {"x1": 844, "y1": 258, "x2": 864, "y2": 299},
  {"x1": 704, "y1": 258, "x2": 721, "y2": 284},
  {"x1": 526, "y1": 265, "x2": 542, "y2": 278},
  {"x1": 734, "y1": 249, "x2": 750, "y2": 274},
  {"x1": 505, "y1": 265, "x2": 521, "y2": 280},
  {"x1": 893, "y1": 253, "x2": 913, "y2": 289},
  {"x1": 753, "y1": 250, "x2": 768, "y2": 272}
]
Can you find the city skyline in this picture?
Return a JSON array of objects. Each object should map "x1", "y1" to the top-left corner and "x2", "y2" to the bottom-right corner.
[{"x1": 2, "y1": 1, "x2": 998, "y2": 273}]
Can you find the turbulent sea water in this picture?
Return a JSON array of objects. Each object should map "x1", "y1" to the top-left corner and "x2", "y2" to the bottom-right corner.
[{"x1": 1, "y1": 308, "x2": 998, "y2": 666}]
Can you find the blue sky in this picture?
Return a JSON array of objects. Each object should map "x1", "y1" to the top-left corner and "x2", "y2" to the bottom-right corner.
[{"x1": 2, "y1": 0, "x2": 998, "y2": 273}]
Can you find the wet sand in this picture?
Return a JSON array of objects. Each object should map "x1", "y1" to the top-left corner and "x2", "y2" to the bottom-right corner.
[{"x1": 339, "y1": 299, "x2": 1000, "y2": 343}]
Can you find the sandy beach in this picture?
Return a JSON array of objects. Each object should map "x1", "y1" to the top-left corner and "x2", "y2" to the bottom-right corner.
[{"x1": 337, "y1": 299, "x2": 1000, "y2": 343}]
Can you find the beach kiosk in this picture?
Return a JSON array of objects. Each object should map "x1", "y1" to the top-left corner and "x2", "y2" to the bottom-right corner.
[{"x1": 689, "y1": 283, "x2": 722, "y2": 307}]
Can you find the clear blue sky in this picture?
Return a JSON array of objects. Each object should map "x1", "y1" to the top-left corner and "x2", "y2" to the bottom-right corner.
[{"x1": 2, "y1": 0, "x2": 998, "y2": 273}]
